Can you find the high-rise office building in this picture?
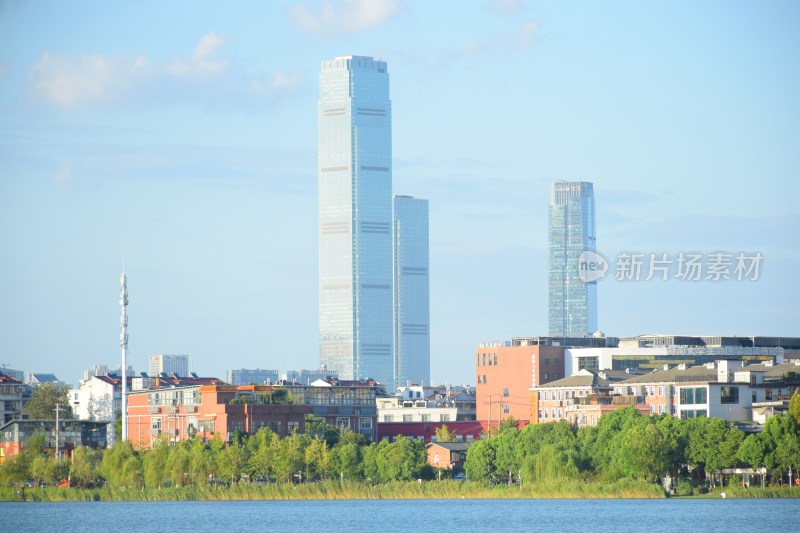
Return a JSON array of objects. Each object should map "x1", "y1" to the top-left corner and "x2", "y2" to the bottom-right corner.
[
  {"x1": 148, "y1": 354, "x2": 189, "y2": 377},
  {"x1": 548, "y1": 181, "x2": 597, "y2": 337},
  {"x1": 393, "y1": 195, "x2": 430, "y2": 388},
  {"x1": 318, "y1": 56, "x2": 394, "y2": 386}
]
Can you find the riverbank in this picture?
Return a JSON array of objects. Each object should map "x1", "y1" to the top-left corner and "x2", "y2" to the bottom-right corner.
[{"x1": 2, "y1": 479, "x2": 666, "y2": 502}]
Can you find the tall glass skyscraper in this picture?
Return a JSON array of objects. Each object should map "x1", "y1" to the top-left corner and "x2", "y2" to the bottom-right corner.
[
  {"x1": 548, "y1": 181, "x2": 597, "y2": 337},
  {"x1": 318, "y1": 56, "x2": 394, "y2": 386},
  {"x1": 393, "y1": 195, "x2": 430, "y2": 388}
]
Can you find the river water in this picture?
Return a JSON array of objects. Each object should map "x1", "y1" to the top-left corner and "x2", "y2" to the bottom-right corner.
[{"x1": 3, "y1": 498, "x2": 796, "y2": 532}]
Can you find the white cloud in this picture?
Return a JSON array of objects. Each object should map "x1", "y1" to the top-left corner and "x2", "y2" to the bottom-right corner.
[
  {"x1": 29, "y1": 32, "x2": 298, "y2": 109},
  {"x1": 516, "y1": 20, "x2": 538, "y2": 48},
  {"x1": 288, "y1": 0, "x2": 400, "y2": 35}
]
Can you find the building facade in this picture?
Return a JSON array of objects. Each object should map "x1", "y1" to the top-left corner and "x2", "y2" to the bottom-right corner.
[
  {"x1": 127, "y1": 384, "x2": 310, "y2": 449},
  {"x1": 148, "y1": 354, "x2": 189, "y2": 377},
  {"x1": 475, "y1": 342, "x2": 565, "y2": 426},
  {"x1": 393, "y1": 195, "x2": 430, "y2": 388},
  {"x1": 285, "y1": 379, "x2": 380, "y2": 441},
  {"x1": 0, "y1": 419, "x2": 107, "y2": 462},
  {"x1": 548, "y1": 181, "x2": 597, "y2": 337},
  {"x1": 318, "y1": 55, "x2": 394, "y2": 386},
  {"x1": 0, "y1": 374, "x2": 25, "y2": 424}
]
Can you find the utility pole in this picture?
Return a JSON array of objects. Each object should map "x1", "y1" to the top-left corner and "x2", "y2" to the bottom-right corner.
[
  {"x1": 120, "y1": 265, "x2": 129, "y2": 441},
  {"x1": 54, "y1": 403, "x2": 62, "y2": 460}
]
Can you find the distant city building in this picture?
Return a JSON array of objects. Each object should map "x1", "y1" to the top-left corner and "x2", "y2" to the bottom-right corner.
[
  {"x1": 393, "y1": 195, "x2": 430, "y2": 389},
  {"x1": 548, "y1": 181, "x2": 597, "y2": 337},
  {"x1": 148, "y1": 354, "x2": 189, "y2": 378},
  {"x1": 227, "y1": 368, "x2": 280, "y2": 386},
  {"x1": 318, "y1": 55, "x2": 394, "y2": 386},
  {"x1": 284, "y1": 368, "x2": 338, "y2": 385},
  {"x1": 82, "y1": 364, "x2": 135, "y2": 383}
]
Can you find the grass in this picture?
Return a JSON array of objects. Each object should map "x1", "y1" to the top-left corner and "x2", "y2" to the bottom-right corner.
[{"x1": 1, "y1": 478, "x2": 668, "y2": 502}]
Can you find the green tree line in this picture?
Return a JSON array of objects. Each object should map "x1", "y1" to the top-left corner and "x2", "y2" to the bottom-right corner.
[
  {"x1": 0, "y1": 416, "x2": 434, "y2": 489},
  {"x1": 464, "y1": 405, "x2": 800, "y2": 490}
]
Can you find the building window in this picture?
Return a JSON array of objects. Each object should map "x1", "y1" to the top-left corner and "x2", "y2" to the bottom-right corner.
[
  {"x1": 359, "y1": 417, "x2": 372, "y2": 430},
  {"x1": 537, "y1": 410, "x2": 542, "y2": 419},
  {"x1": 483, "y1": 375, "x2": 487, "y2": 384},
  {"x1": 403, "y1": 414, "x2": 412, "y2": 422},
  {"x1": 503, "y1": 388, "x2": 509, "y2": 397},
  {"x1": 151, "y1": 417, "x2": 162, "y2": 434},
  {"x1": 488, "y1": 356, "x2": 492, "y2": 366},
  {"x1": 502, "y1": 404, "x2": 509, "y2": 414},
  {"x1": 337, "y1": 417, "x2": 350, "y2": 428},
  {"x1": 679, "y1": 387, "x2": 707, "y2": 405},
  {"x1": 493, "y1": 354, "x2": 498, "y2": 365},
  {"x1": 658, "y1": 404, "x2": 664, "y2": 414},
  {"x1": 384, "y1": 415, "x2": 394, "y2": 422},
  {"x1": 288, "y1": 421, "x2": 300, "y2": 433},
  {"x1": 557, "y1": 391, "x2": 562, "y2": 400},
  {"x1": 545, "y1": 359, "x2": 550, "y2": 366},
  {"x1": 440, "y1": 414, "x2": 450, "y2": 422},
  {"x1": 650, "y1": 404, "x2": 655, "y2": 414},
  {"x1": 720, "y1": 386, "x2": 739, "y2": 404},
  {"x1": 421, "y1": 414, "x2": 430, "y2": 422},
  {"x1": 482, "y1": 354, "x2": 486, "y2": 366},
  {"x1": 658, "y1": 386, "x2": 664, "y2": 396}
]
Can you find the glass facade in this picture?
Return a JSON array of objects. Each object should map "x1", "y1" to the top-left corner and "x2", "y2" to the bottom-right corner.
[
  {"x1": 548, "y1": 181, "x2": 597, "y2": 336},
  {"x1": 393, "y1": 195, "x2": 430, "y2": 388},
  {"x1": 318, "y1": 56, "x2": 394, "y2": 386}
]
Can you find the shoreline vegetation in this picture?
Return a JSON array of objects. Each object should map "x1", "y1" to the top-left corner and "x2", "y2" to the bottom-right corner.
[
  {"x1": 3, "y1": 403, "x2": 799, "y2": 503},
  {"x1": 3, "y1": 480, "x2": 799, "y2": 502}
]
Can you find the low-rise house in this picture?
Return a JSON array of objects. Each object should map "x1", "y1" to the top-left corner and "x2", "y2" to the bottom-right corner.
[
  {"x1": 427, "y1": 441, "x2": 471, "y2": 473},
  {"x1": 0, "y1": 419, "x2": 107, "y2": 462}
]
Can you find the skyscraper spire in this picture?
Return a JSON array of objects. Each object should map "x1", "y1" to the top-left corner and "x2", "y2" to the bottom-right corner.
[{"x1": 119, "y1": 265, "x2": 129, "y2": 441}]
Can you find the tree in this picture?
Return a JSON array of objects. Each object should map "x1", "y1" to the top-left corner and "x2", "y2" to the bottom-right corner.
[
  {"x1": 617, "y1": 419, "x2": 672, "y2": 482},
  {"x1": 434, "y1": 424, "x2": 456, "y2": 443},
  {"x1": 70, "y1": 446, "x2": 102, "y2": 488},
  {"x1": 789, "y1": 390, "x2": 800, "y2": 424},
  {"x1": 23, "y1": 383, "x2": 73, "y2": 419},
  {"x1": 330, "y1": 441, "x2": 362, "y2": 480},
  {"x1": 737, "y1": 433, "x2": 766, "y2": 487},
  {"x1": 305, "y1": 414, "x2": 340, "y2": 448},
  {"x1": 142, "y1": 437, "x2": 170, "y2": 488},
  {"x1": 464, "y1": 437, "x2": 497, "y2": 483}
]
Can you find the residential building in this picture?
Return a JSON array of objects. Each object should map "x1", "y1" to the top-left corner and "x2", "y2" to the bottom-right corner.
[
  {"x1": 548, "y1": 180, "x2": 597, "y2": 337},
  {"x1": 377, "y1": 385, "x2": 457, "y2": 424},
  {"x1": 531, "y1": 369, "x2": 614, "y2": 424},
  {"x1": 148, "y1": 354, "x2": 189, "y2": 377},
  {"x1": 427, "y1": 442, "x2": 471, "y2": 473},
  {"x1": 0, "y1": 374, "x2": 25, "y2": 424},
  {"x1": 127, "y1": 384, "x2": 311, "y2": 449},
  {"x1": 285, "y1": 378, "x2": 381, "y2": 440},
  {"x1": 227, "y1": 368, "x2": 280, "y2": 386},
  {"x1": 613, "y1": 360, "x2": 799, "y2": 423},
  {"x1": 0, "y1": 419, "x2": 107, "y2": 462},
  {"x1": 475, "y1": 341, "x2": 565, "y2": 426},
  {"x1": 318, "y1": 55, "x2": 394, "y2": 387},
  {"x1": 565, "y1": 345, "x2": 782, "y2": 376},
  {"x1": 393, "y1": 195, "x2": 430, "y2": 389}
]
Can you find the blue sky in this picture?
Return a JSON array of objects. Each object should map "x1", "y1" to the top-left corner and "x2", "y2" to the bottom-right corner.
[{"x1": 1, "y1": 0, "x2": 798, "y2": 386}]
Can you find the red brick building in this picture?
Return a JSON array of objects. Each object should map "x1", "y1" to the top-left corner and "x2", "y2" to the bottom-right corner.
[
  {"x1": 475, "y1": 341, "x2": 564, "y2": 427},
  {"x1": 127, "y1": 384, "x2": 310, "y2": 449}
]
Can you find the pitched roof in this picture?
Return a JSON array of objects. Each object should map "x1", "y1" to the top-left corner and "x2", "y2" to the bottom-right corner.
[
  {"x1": 0, "y1": 374, "x2": 22, "y2": 384},
  {"x1": 620, "y1": 364, "x2": 717, "y2": 384},
  {"x1": 427, "y1": 442, "x2": 471, "y2": 452},
  {"x1": 534, "y1": 369, "x2": 610, "y2": 389}
]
